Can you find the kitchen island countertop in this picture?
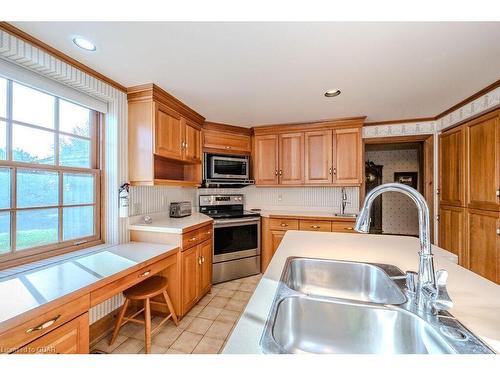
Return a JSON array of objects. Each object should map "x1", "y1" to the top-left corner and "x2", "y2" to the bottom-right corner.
[
  {"x1": 223, "y1": 230, "x2": 500, "y2": 353},
  {"x1": 129, "y1": 212, "x2": 213, "y2": 234}
]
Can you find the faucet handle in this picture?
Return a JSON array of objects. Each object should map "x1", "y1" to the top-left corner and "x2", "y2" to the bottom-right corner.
[
  {"x1": 405, "y1": 271, "x2": 418, "y2": 295},
  {"x1": 433, "y1": 269, "x2": 453, "y2": 311}
]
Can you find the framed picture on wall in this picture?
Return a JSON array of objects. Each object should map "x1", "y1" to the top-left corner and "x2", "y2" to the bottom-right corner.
[{"x1": 394, "y1": 172, "x2": 418, "y2": 189}]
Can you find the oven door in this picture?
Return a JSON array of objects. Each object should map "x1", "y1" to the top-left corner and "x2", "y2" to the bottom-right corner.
[
  {"x1": 210, "y1": 156, "x2": 249, "y2": 179},
  {"x1": 213, "y1": 218, "x2": 260, "y2": 263}
]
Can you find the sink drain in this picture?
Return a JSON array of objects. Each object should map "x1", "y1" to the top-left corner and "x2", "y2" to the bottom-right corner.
[{"x1": 440, "y1": 326, "x2": 468, "y2": 341}]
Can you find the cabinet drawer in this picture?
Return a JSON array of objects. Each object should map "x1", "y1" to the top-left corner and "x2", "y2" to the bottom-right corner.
[
  {"x1": 182, "y1": 224, "x2": 213, "y2": 249},
  {"x1": 331, "y1": 221, "x2": 356, "y2": 233},
  {"x1": 90, "y1": 257, "x2": 170, "y2": 306},
  {"x1": 269, "y1": 218, "x2": 299, "y2": 231},
  {"x1": 203, "y1": 130, "x2": 251, "y2": 153},
  {"x1": 15, "y1": 313, "x2": 89, "y2": 354},
  {"x1": 299, "y1": 220, "x2": 332, "y2": 232},
  {"x1": 0, "y1": 294, "x2": 89, "y2": 353}
]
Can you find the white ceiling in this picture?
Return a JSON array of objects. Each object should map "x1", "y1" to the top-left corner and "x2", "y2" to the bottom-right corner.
[{"x1": 11, "y1": 22, "x2": 500, "y2": 126}]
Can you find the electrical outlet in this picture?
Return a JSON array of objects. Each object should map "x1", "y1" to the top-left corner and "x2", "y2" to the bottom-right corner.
[
  {"x1": 133, "y1": 203, "x2": 141, "y2": 215},
  {"x1": 278, "y1": 194, "x2": 283, "y2": 202}
]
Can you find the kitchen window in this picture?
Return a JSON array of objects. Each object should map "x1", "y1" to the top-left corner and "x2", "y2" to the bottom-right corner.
[{"x1": 0, "y1": 76, "x2": 101, "y2": 264}]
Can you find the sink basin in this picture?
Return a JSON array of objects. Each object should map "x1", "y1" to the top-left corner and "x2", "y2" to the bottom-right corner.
[
  {"x1": 270, "y1": 296, "x2": 454, "y2": 354},
  {"x1": 283, "y1": 258, "x2": 406, "y2": 304}
]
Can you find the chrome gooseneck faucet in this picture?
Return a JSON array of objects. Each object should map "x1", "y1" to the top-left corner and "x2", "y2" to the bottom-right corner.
[{"x1": 354, "y1": 182, "x2": 453, "y2": 314}]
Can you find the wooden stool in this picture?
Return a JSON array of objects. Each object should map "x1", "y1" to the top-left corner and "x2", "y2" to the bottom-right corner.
[{"x1": 109, "y1": 276, "x2": 178, "y2": 353}]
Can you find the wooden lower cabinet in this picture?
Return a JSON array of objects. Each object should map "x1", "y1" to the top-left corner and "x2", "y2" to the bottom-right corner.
[
  {"x1": 466, "y1": 209, "x2": 500, "y2": 283},
  {"x1": 181, "y1": 239, "x2": 212, "y2": 315},
  {"x1": 15, "y1": 313, "x2": 89, "y2": 354},
  {"x1": 438, "y1": 205, "x2": 466, "y2": 264}
]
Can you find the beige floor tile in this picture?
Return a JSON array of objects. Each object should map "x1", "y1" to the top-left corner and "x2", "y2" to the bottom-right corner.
[
  {"x1": 119, "y1": 321, "x2": 145, "y2": 339},
  {"x1": 197, "y1": 294, "x2": 214, "y2": 307},
  {"x1": 186, "y1": 304, "x2": 204, "y2": 317},
  {"x1": 204, "y1": 321, "x2": 233, "y2": 340},
  {"x1": 225, "y1": 299, "x2": 247, "y2": 312},
  {"x1": 178, "y1": 315, "x2": 194, "y2": 329},
  {"x1": 207, "y1": 296, "x2": 229, "y2": 309},
  {"x1": 192, "y1": 336, "x2": 225, "y2": 354},
  {"x1": 216, "y1": 309, "x2": 241, "y2": 324},
  {"x1": 232, "y1": 291, "x2": 252, "y2": 302},
  {"x1": 198, "y1": 305, "x2": 223, "y2": 320},
  {"x1": 238, "y1": 283, "x2": 257, "y2": 292},
  {"x1": 112, "y1": 337, "x2": 144, "y2": 354},
  {"x1": 139, "y1": 344, "x2": 169, "y2": 354},
  {"x1": 151, "y1": 324, "x2": 184, "y2": 348},
  {"x1": 216, "y1": 289, "x2": 235, "y2": 298},
  {"x1": 219, "y1": 281, "x2": 241, "y2": 291},
  {"x1": 185, "y1": 317, "x2": 214, "y2": 335},
  {"x1": 92, "y1": 334, "x2": 128, "y2": 353},
  {"x1": 170, "y1": 331, "x2": 203, "y2": 353},
  {"x1": 166, "y1": 348, "x2": 185, "y2": 354}
]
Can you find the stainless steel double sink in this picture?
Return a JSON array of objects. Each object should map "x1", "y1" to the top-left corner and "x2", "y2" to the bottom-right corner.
[{"x1": 260, "y1": 257, "x2": 494, "y2": 354}]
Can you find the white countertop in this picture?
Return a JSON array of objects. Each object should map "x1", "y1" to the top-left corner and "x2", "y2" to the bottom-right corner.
[
  {"x1": 223, "y1": 231, "x2": 500, "y2": 354},
  {"x1": 255, "y1": 209, "x2": 357, "y2": 220},
  {"x1": 0, "y1": 242, "x2": 178, "y2": 329},
  {"x1": 129, "y1": 212, "x2": 213, "y2": 234}
]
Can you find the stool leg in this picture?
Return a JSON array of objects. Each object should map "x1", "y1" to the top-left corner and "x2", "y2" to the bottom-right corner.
[
  {"x1": 109, "y1": 298, "x2": 130, "y2": 345},
  {"x1": 163, "y1": 290, "x2": 179, "y2": 326},
  {"x1": 144, "y1": 298, "x2": 151, "y2": 354}
]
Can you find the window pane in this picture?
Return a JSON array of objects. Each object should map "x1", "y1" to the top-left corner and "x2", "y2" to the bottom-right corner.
[
  {"x1": 17, "y1": 170, "x2": 59, "y2": 208},
  {"x1": 0, "y1": 121, "x2": 6, "y2": 160},
  {"x1": 12, "y1": 124, "x2": 55, "y2": 164},
  {"x1": 16, "y1": 208, "x2": 59, "y2": 250},
  {"x1": 59, "y1": 135, "x2": 91, "y2": 168},
  {"x1": 12, "y1": 82, "x2": 55, "y2": 129},
  {"x1": 60, "y1": 100, "x2": 91, "y2": 137},
  {"x1": 0, "y1": 77, "x2": 6, "y2": 119},
  {"x1": 63, "y1": 206, "x2": 94, "y2": 241},
  {"x1": 0, "y1": 212, "x2": 10, "y2": 254},
  {"x1": 63, "y1": 173, "x2": 94, "y2": 205},
  {"x1": 0, "y1": 168, "x2": 10, "y2": 209}
]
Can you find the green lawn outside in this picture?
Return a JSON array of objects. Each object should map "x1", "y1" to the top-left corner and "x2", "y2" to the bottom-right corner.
[{"x1": 0, "y1": 229, "x2": 58, "y2": 253}]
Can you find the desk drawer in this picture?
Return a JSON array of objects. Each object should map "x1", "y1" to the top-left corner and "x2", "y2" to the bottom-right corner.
[
  {"x1": 90, "y1": 257, "x2": 170, "y2": 306},
  {"x1": 299, "y1": 220, "x2": 332, "y2": 232},
  {"x1": 331, "y1": 221, "x2": 356, "y2": 233},
  {"x1": 0, "y1": 295, "x2": 89, "y2": 353},
  {"x1": 269, "y1": 218, "x2": 299, "y2": 231},
  {"x1": 182, "y1": 224, "x2": 213, "y2": 250}
]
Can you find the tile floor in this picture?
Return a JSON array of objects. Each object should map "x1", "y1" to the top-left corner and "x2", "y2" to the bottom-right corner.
[{"x1": 91, "y1": 274, "x2": 261, "y2": 354}]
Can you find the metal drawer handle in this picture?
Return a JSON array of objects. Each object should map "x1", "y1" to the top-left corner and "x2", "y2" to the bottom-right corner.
[
  {"x1": 26, "y1": 315, "x2": 61, "y2": 333},
  {"x1": 275, "y1": 170, "x2": 278, "y2": 176},
  {"x1": 139, "y1": 270, "x2": 151, "y2": 277},
  {"x1": 280, "y1": 223, "x2": 288, "y2": 227},
  {"x1": 206, "y1": 231, "x2": 211, "y2": 235},
  {"x1": 329, "y1": 167, "x2": 333, "y2": 175},
  {"x1": 198, "y1": 256, "x2": 203, "y2": 265},
  {"x1": 333, "y1": 168, "x2": 337, "y2": 175},
  {"x1": 345, "y1": 227, "x2": 354, "y2": 231},
  {"x1": 496, "y1": 189, "x2": 500, "y2": 197},
  {"x1": 225, "y1": 146, "x2": 232, "y2": 149},
  {"x1": 311, "y1": 225, "x2": 321, "y2": 229},
  {"x1": 190, "y1": 237, "x2": 197, "y2": 242}
]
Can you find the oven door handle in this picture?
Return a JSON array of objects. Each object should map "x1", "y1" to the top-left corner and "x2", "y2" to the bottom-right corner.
[{"x1": 214, "y1": 217, "x2": 261, "y2": 227}]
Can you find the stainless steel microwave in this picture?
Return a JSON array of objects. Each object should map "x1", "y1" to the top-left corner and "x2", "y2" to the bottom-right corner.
[{"x1": 206, "y1": 154, "x2": 250, "y2": 179}]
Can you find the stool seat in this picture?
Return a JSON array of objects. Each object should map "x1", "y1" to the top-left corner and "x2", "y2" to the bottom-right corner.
[{"x1": 124, "y1": 276, "x2": 168, "y2": 300}]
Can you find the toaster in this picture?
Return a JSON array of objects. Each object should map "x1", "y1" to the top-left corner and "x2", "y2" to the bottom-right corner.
[{"x1": 169, "y1": 201, "x2": 192, "y2": 218}]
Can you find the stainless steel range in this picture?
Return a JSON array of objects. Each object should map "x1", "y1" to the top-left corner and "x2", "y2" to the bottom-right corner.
[{"x1": 199, "y1": 194, "x2": 261, "y2": 284}]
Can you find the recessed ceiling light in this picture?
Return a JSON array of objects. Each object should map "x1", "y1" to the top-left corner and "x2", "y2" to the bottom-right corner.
[
  {"x1": 324, "y1": 89, "x2": 341, "y2": 98},
  {"x1": 72, "y1": 37, "x2": 96, "y2": 51}
]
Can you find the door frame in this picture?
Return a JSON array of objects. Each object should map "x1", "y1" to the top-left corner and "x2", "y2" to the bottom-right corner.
[{"x1": 362, "y1": 134, "x2": 435, "y2": 242}]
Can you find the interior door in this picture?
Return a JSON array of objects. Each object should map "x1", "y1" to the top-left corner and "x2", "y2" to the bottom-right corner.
[
  {"x1": 466, "y1": 111, "x2": 500, "y2": 211},
  {"x1": 181, "y1": 245, "x2": 200, "y2": 313},
  {"x1": 304, "y1": 130, "x2": 333, "y2": 184},
  {"x1": 279, "y1": 132, "x2": 304, "y2": 185},
  {"x1": 439, "y1": 126, "x2": 466, "y2": 207},
  {"x1": 254, "y1": 134, "x2": 279, "y2": 185},
  {"x1": 155, "y1": 104, "x2": 183, "y2": 160},
  {"x1": 199, "y1": 239, "x2": 212, "y2": 295},
  {"x1": 184, "y1": 120, "x2": 201, "y2": 162},
  {"x1": 438, "y1": 205, "x2": 466, "y2": 264},
  {"x1": 333, "y1": 128, "x2": 362, "y2": 185}
]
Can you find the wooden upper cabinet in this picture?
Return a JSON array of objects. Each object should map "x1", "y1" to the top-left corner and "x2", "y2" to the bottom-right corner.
[
  {"x1": 466, "y1": 209, "x2": 500, "y2": 283},
  {"x1": 184, "y1": 119, "x2": 202, "y2": 162},
  {"x1": 279, "y1": 132, "x2": 304, "y2": 185},
  {"x1": 332, "y1": 127, "x2": 362, "y2": 185},
  {"x1": 155, "y1": 104, "x2": 184, "y2": 160},
  {"x1": 254, "y1": 134, "x2": 279, "y2": 185},
  {"x1": 438, "y1": 205, "x2": 466, "y2": 264},
  {"x1": 466, "y1": 111, "x2": 500, "y2": 211},
  {"x1": 439, "y1": 126, "x2": 466, "y2": 207},
  {"x1": 304, "y1": 130, "x2": 333, "y2": 184},
  {"x1": 203, "y1": 126, "x2": 251, "y2": 154}
]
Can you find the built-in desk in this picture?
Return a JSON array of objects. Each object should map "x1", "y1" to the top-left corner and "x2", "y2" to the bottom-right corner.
[{"x1": 0, "y1": 242, "x2": 179, "y2": 354}]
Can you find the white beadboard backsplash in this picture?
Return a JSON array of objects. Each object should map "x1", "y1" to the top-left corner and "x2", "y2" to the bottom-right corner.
[{"x1": 129, "y1": 186, "x2": 197, "y2": 216}]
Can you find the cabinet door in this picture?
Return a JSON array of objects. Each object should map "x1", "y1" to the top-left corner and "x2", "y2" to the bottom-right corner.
[
  {"x1": 181, "y1": 245, "x2": 200, "y2": 314},
  {"x1": 270, "y1": 230, "x2": 286, "y2": 254},
  {"x1": 279, "y1": 132, "x2": 304, "y2": 185},
  {"x1": 467, "y1": 209, "x2": 500, "y2": 283},
  {"x1": 438, "y1": 205, "x2": 466, "y2": 264},
  {"x1": 15, "y1": 313, "x2": 89, "y2": 354},
  {"x1": 254, "y1": 134, "x2": 279, "y2": 185},
  {"x1": 304, "y1": 130, "x2": 333, "y2": 184},
  {"x1": 203, "y1": 130, "x2": 251, "y2": 154},
  {"x1": 155, "y1": 104, "x2": 184, "y2": 160},
  {"x1": 439, "y1": 126, "x2": 466, "y2": 206},
  {"x1": 332, "y1": 128, "x2": 362, "y2": 185},
  {"x1": 199, "y1": 239, "x2": 212, "y2": 296},
  {"x1": 466, "y1": 111, "x2": 500, "y2": 211},
  {"x1": 184, "y1": 120, "x2": 201, "y2": 162}
]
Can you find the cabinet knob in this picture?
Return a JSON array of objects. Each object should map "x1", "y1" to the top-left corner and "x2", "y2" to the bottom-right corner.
[
  {"x1": 496, "y1": 228, "x2": 500, "y2": 236},
  {"x1": 201, "y1": 255, "x2": 205, "y2": 263},
  {"x1": 311, "y1": 225, "x2": 321, "y2": 229},
  {"x1": 329, "y1": 167, "x2": 333, "y2": 175},
  {"x1": 198, "y1": 256, "x2": 202, "y2": 265},
  {"x1": 280, "y1": 223, "x2": 288, "y2": 227},
  {"x1": 190, "y1": 237, "x2": 197, "y2": 242},
  {"x1": 344, "y1": 227, "x2": 354, "y2": 231},
  {"x1": 139, "y1": 270, "x2": 151, "y2": 277},
  {"x1": 279, "y1": 170, "x2": 283, "y2": 176},
  {"x1": 496, "y1": 189, "x2": 500, "y2": 198},
  {"x1": 333, "y1": 168, "x2": 337, "y2": 175},
  {"x1": 225, "y1": 146, "x2": 232, "y2": 149},
  {"x1": 275, "y1": 170, "x2": 278, "y2": 176}
]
